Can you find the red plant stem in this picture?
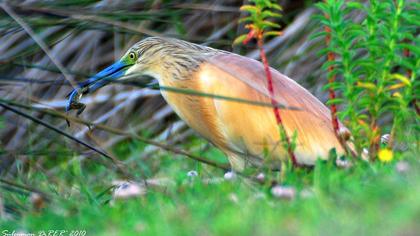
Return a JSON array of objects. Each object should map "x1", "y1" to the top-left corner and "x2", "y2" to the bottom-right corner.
[
  {"x1": 369, "y1": 120, "x2": 380, "y2": 159},
  {"x1": 323, "y1": 6, "x2": 340, "y2": 139},
  {"x1": 325, "y1": 42, "x2": 340, "y2": 131},
  {"x1": 404, "y1": 48, "x2": 412, "y2": 77},
  {"x1": 323, "y1": 23, "x2": 350, "y2": 153},
  {"x1": 403, "y1": 48, "x2": 419, "y2": 116},
  {"x1": 257, "y1": 37, "x2": 298, "y2": 167},
  {"x1": 323, "y1": 12, "x2": 359, "y2": 158},
  {"x1": 243, "y1": 29, "x2": 256, "y2": 45}
]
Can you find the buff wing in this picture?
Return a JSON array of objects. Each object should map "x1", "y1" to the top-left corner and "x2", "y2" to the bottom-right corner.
[{"x1": 195, "y1": 53, "x2": 345, "y2": 166}]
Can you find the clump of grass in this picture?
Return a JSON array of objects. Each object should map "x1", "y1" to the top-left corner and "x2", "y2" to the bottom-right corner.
[{"x1": 1, "y1": 144, "x2": 419, "y2": 235}]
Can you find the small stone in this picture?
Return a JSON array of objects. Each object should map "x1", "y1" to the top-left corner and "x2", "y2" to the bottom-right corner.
[
  {"x1": 300, "y1": 188, "x2": 314, "y2": 199},
  {"x1": 396, "y1": 161, "x2": 410, "y2": 173},
  {"x1": 224, "y1": 171, "x2": 237, "y2": 181},
  {"x1": 256, "y1": 173, "x2": 265, "y2": 183},
  {"x1": 30, "y1": 193, "x2": 45, "y2": 211},
  {"x1": 187, "y1": 170, "x2": 198, "y2": 177},
  {"x1": 360, "y1": 148, "x2": 371, "y2": 161},
  {"x1": 363, "y1": 148, "x2": 369, "y2": 157},
  {"x1": 338, "y1": 127, "x2": 351, "y2": 140},
  {"x1": 381, "y1": 134, "x2": 390, "y2": 145},
  {"x1": 336, "y1": 158, "x2": 353, "y2": 169},
  {"x1": 113, "y1": 181, "x2": 146, "y2": 199},
  {"x1": 271, "y1": 185, "x2": 296, "y2": 200}
]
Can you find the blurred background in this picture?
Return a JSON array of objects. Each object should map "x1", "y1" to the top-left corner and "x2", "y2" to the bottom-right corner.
[{"x1": 1, "y1": 1, "x2": 419, "y2": 235}]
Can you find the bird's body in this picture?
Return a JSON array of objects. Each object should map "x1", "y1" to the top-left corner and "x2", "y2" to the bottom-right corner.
[{"x1": 68, "y1": 37, "x2": 347, "y2": 171}]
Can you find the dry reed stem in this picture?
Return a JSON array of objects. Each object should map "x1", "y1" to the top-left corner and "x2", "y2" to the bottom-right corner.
[{"x1": 0, "y1": 3, "x2": 78, "y2": 89}]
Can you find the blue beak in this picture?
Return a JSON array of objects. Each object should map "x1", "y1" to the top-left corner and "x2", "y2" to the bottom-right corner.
[{"x1": 66, "y1": 60, "x2": 129, "y2": 112}]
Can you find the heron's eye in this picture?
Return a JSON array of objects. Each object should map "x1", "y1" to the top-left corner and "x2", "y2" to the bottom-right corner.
[{"x1": 128, "y1": 52, "x2": 137, "y2": 60}]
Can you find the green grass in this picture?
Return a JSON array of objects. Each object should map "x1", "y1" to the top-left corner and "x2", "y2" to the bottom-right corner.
[{"x1": 1, "y1": 139, "x2": 419, "y2": 236}]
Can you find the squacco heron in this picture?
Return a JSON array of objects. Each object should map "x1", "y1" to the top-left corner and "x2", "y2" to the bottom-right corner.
[{"x1": 67, "y1": 37, "x2": 347, "y2": 171}]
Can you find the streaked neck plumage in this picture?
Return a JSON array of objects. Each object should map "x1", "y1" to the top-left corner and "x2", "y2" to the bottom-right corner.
[{"x1": 130, "y1": 37, "x2": 225, "y2": 83}]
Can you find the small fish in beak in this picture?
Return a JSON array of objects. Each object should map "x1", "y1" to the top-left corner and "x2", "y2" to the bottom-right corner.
[
  {"x1": 65, "y1": 60, "x2": 130, "y2": 125},
  {"x1": 66, "y1": 87, "x2": 87, "y2": 114}
]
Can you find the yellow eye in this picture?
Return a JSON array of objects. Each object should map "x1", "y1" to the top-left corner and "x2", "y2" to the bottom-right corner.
[{"x1": 128, "y1": 52, "x2": 136, "y2": 60}]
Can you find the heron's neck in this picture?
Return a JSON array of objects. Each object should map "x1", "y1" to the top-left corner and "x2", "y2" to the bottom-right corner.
[{"x1": 144, "y1": 56, "x2": 202, "y2": 83}]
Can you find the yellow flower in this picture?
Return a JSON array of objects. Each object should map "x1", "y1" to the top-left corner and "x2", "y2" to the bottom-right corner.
[{"x1": 378, "y1": 148, "x2": 393, "y2": 163}]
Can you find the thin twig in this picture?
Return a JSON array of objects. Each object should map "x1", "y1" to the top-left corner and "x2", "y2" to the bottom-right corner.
[
  {"x1": 0, "y1": 102, "x2": 114, "y2": 163},
  {"x1": 0, "y1": 178, "x2": 51, "y2": 201},
  {"x1": 0, "y1": 99, "x2": 230, "y2": 171},
  {"x1": 1, "y1": 101, "x2": 136, "y2": 178}
]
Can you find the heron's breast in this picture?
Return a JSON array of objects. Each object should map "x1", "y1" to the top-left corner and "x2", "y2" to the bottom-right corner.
[
  {"x1": 197, "y1": 66, "x2": 284, "y2": 158},
  {"x1": 159, "y1": 79, "x2": 227, "y2": 148}
]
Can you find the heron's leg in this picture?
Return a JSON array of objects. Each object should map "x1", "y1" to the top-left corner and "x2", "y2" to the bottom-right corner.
[{"x1": 225, "y1": 152, "x2": 246, "y2": 173}]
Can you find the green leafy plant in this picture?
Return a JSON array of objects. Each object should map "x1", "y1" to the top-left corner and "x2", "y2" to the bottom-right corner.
[
  {"x1": 235, "y1": 0, "x2": 299, "y2": 168},
  {"x1": 315, "y1": 0, "x2": 419, "y2": 160}
]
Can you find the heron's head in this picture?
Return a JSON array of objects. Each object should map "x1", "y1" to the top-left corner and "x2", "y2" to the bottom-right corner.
[
  {"x1": 66, "y1": 37, "x2": 219, "y2": 113},
  {"x1": 73, "y1": 37, "x2": 218, "y2": 94}
]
